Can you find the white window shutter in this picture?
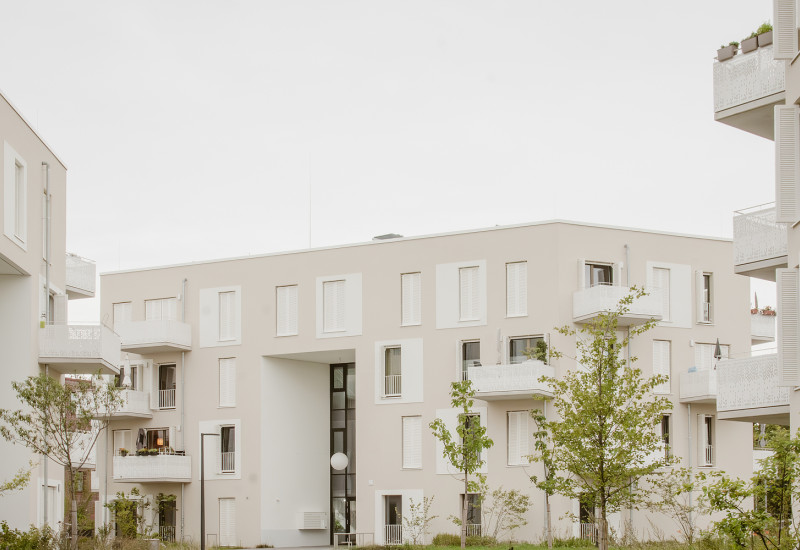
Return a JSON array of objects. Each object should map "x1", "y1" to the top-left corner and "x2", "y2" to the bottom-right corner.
[
  {"x1": 652, "y1": 268, "x2": 670, "y2": 321},
  {"x1": 459, "y1": 267, "x2": 479, "y2": 321},
  {"x1": 577, "y1": 259, "x2": 586, "y2": 289},
  {"x1": 169, "y1": 426, "x2": 176, "y2": 449},
  {"x1": 53, "y1": 294, "x2": 67, "y2": 325},
  {"x1": 402, "y1": 416, "x2": 422, "y2": 468},
  {"x1": 401, "y1": 272, "x2": 422, "y2": 326},
  {"x1": 277, "y1": 285, "x2": 298, "y2": 336},
  {"x1": 323, "y1": 280, "x2": 346, "y2": 332},
  {"x1": 149, "y1": 363, "x2": 159, "y2": 409},
  {"x1": 219, "y1": 291, "x2": 235, "y2": 340},
  {"x1": 695, "y1": 270, "x2": 705, "y2": 323},
  {"x1": 507, "y1": 411, "x2": 528, "y2": 465},
  {"x1": 219, "y1": 358, "x2": 236, "y2": 407},
  {"x1": 652, "y1": 341, "x2": 670, "y2": 394},
  {"x1": 145, "y1": 300, "x2": 158, "y2": 321},
  {"x1": 778, "y1": 268, "x2": 800, "y2": 386},
  {"x1": 774, "y1": 0, "x2": 798, "y2": 60},
  {"x1": 506, "y1": 262, "x2": 527, "y2": 317},
  {"x1": 776, "y1": 106, "x2": 800, "y2": 223},
  {"x1": 613, "y1": 262, "x2": 622, "y2": 286},
  {"x1": 219, "y1": 498, "x2": 236, "y2": 547},
  {"x1": 165, "y1": 298, "x2": 178, "y2": 321},
  {"x1": 113, "y1": 302, "x2": 132, "y2": 328}
]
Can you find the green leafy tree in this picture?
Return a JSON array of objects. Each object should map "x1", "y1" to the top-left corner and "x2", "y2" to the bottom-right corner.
[
  {"x1": 430, "y1": 380, "x2": 494, "y2": 549},
  {"x1": 0, "y1": 373, "x2": 122, "y2": 549},
  {"x1": 471, "y1": 479, "x2": 531, "y2": 541},
  {"x1": 642, "y1": 467, "x2": 703, "y2": 544},
  {"x1": 402, "y1": 496, "x2": 438, "y2": 545},
  {"x1": 106, "y1": 488, "x2": 152, "y2": 538},
  {"x1": 0, "y1": 460, "x2": 34, "y2": 498},
  {"x1": 534, "y1": 287, "x2": 671, "y2": 550},
  {"x1": 530, "y1": 409, "x2": 556, "y2": 549}
]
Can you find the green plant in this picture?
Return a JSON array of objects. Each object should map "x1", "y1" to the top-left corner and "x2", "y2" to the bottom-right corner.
[
  {"x1": 729, "y1": 41, "x2": 740, "y2": 47},
  {"x1": 432, "y1": 533, "x2": 461, "y2": 546},
  {"x1": 470, "y1": 480, "x2": 530, "y2": 541},
  {"x1": 119, "y1": 448, "x2": 129, "y2": 457},
  {"x1": 136, "y1": 448, "x2": 149, "y2": 456},
  {"x1": 402, "y1": 496, "x2": 439, "y2": 545},
  {"x1": 522, "y1": 340, "x2": 548, "y2": 363},
  {"x1": 148, "y1": 448, "x2": 159, "y2": 456},
  {"x1": 757, "y1": 22, "x2": 773, "y2": 35},
  {"x1": 105, "y1": 488, "x2": 152, "y2": 539},
  {"x1": 0, "y1": 521, "x2": 55, "y2": 550}
]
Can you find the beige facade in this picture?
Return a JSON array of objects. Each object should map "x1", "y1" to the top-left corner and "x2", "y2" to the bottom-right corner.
[{"x1": 99, "y1": 221, "x2": 754, "y2": 546}]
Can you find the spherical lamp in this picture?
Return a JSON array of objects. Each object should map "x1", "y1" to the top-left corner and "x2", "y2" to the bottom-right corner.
[{"x1": 330, "y1": 452, "x2": 349, "y2": 471}]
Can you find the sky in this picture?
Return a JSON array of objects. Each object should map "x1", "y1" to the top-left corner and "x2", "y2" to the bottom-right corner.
[{"x1": 0, "y1": 0, "x2": 777, "y2": 323}]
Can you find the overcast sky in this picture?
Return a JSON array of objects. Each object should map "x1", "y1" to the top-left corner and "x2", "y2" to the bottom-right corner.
[{"x1": 0, "y1": 0, "x2": 777, "y2": 323}]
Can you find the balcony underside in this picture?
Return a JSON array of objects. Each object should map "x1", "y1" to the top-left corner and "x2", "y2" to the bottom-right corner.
[
  {"x1": 66, "y1": 286, "x2": 94, "y2": 300},
  {"x1": 110, "y1": 410, "x2": 153, "y2": 420},
  {"x1": 573, "y1": 312, "x2": 660, "y2": 326},
  {"x1": 718, "y1": 405, "x2": 790, "y2": 425},
  {"x1": 475, "y1": 389, "x2": 553, "y2": 401},
  {"x1": 120, "y1": 342, "x2": 191, "y2": 354},
  {"x1": 714, "y1": 92, "x2": 784, "y2": 140},
  {"x1": 679, "y1": 394, "x2": 716, "y2": 404},
  {"x1": 734, "y1": 256, "x2": 787, "y2": 281},
  {"x1": 113, "y1": 477, "x2": 189, "y2": 483},
  {"x1": 39, "y1": 357, "x2": 119, "y2": 376}
]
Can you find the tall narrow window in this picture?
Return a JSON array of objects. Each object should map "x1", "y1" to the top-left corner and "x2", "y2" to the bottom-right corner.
[
  {"x1": 384, "y1": 347, "x2": 401, "y2": 397},
  {"x1": 401, "y1": 272, "x2": 422, "y2": 326},
  {"x1": 129, "y1": 365, "x2": 138, "y2": 391},
  {"x1": 219, "y1": 498, "x2": 236, "y2": 547},
  {"x1": 652, "y1": 268, "x2": 670, "y2": 321},
  {"x1": 699, "y1": 415, "x2": 714, "y2": 466},
  {"x1": 461, "y1": 494, "x2": 482, "y2": 535},
  {"x1": 459, "y1": 266, "x2": 480, "y2": 321},
  {"x1": 323, "y1": 280, "x2": 346, "y2": 332},
  {"x1": 661, "y1": 414, "x2": 671, "y2": 459},
  {"x1": 158, "y1": 364, "x2": 176, "y2": 409},
  {"x1": 276, "y1": 285, "x2": 298, "y2": 336},
  {"x1": 507, "y1": 411, "x2": 529, "y2": 466},
  {"x1": 506, "y1": 262, "x2": 527, "y2": 317},
  {"x1": 219, "y1": 291, "x2": 235, "y2": 341},
  {"x1": 14, "y1": 161, "x2": 25, "y2": 240},
  {"x1": 461, "y1": 340, "x2": 480, "y2": 381},
  {"x1": 652, "y1": 340, "x2": 671, "y2": 394},
  {"x1": 145, "y1": 298, "x2": 178, "y2": 321},
  {"x1": 402, "y1": 416, "x2": 422, "y2": 469},
  {"x1": 219, "y1": 358, "x2": 236, "y2": 407},
  {"x1": 221, "y1": 426, "x2": 236, "y2": 473},
  {"x1": 703, "y1": 274, "x2": 713, "y2": 322}
]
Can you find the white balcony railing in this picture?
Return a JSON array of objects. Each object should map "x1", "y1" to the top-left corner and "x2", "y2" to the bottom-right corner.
[
  {"x1": 384, "y1": 375, "x2": 401, "y2": 397},
  {"x1": 102, "y1": 389, "x2": 151, "y2": 417},
  {"x1": 465, "y1": 524, "x2": 482, "y2": 537},
  {"x1": 704, "y1": 444, "x2": 714, "y2": 466},
  {"x1": 751, "y1": 313, "x2": 776, "y2": 342},
  {"x1": 733, "y1": 204, "x2": 788, "y2": 266},
  {"x1": 159, "y1": 526, "x2": 176, "y2": 542},
  {"x1": 115, "y1": 320, "x2": 192, "y2": 352},
  {"x1": 717, "y1": 353, "x2": 790, "y2": 412},
  {"x1": 65, "y1": 253, "x2": 96, "y2": 296},
  {"x1": 573, "y1": 285, "x2": 663, "y2": 325},
  {"x1": 39, "y1": 324, "x2": 120, "y2": 374},
  {"x1": 580, "y1": 523, "x2": 597, "y2": 543},
  {"x1": 113, "y1": 453, "x2": 191, "y2": 482},
  {"x1": 221, "y1": 452, "x2": 235, "y2": 473},
  {"x1": 467, "y1": 360, "x2": 554, "y2": 399},
  {"x1": 385, "y1": 525, "x2": 403, "y2": 545},
  {"x1": 713, "y1": 45, "x2": 785, "y2": 113},
  {"x1": 159, "y1": 389, "x2": 176, "y2": 409},
  {"x1": 679, "y1": 369, "x2": 717, "y2": 402}
]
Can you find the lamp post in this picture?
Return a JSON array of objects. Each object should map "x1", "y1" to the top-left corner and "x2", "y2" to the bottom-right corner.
[{"x1": 200, "y1": 432, "x2": 220, "y2": 550}]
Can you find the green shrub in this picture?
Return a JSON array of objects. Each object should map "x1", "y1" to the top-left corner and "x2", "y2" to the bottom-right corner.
[
  {"x1": 553, "y1": 536, "x2": 596, "y2": 547},
  {"x1": 465, "y1": 534, "x2": 497, "y2": 546},
  {"x1": 757, "y1": 22, "x2": 773, "y2": 35},
  {"x1": 0, "y1": 521, "x2": 56, "y2": 550},
  {"x1": 432, "y1": 533, "x2": 461, "y2": 546}
]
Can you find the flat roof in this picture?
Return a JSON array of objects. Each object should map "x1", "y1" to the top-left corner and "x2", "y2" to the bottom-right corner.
[
  {"x1": 0, "y1": 88, "x2": 67, "y2": 170},
  {"x1": 101, "y1": 218, "x2": 731, "y2": 276}
]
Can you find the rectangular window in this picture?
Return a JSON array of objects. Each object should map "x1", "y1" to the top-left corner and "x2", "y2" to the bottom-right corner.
[
  {"x1": 221, "y1": 426, "x2": 235, "y2": 473},
  {"x1": 461, "y1": 494, "x2": 482, "y2": 534},
  {"x1": 158, "y1": 364, "x2": 177, "y2": 409},
  {"x1": 276, "y1": 285, "x2": 298, "y2": 336},
  {"x1": 694, "y1": 343, "x2": 729, "y2": 371},
  {"x1": 699, "y1": 415, "x2": 714, "y2": 466},
  {"x1": 323, "y1": 280, "x2": 346, "y2": 333},
  {"x1": 219, "y1": 291, "x2": 235, "y2": 341},
  {"x1": 506, "y1": 262, "x2": 527, "y2": 317},
  {"x1": 401, "y1": 272, "x2": 422, "y2": 326},
  {"x1": 459, "y1": 266, "x2": 480, "y2": 321},
  {"x1": 661, "y1": 414, "x2": 671, "y2": 459},
  {"x1": 129, "y1": 365, "x2": 138, "y2": 391},
  {"x1": 113, "y1": 429, "x2": 132, "y2": 456},
  {"x1": 145, "y1": 298, "x2": 178, "y2": 321},
  {"x1": 652, "y1": 340, "x2": 671, "y2": 394},
  {"x1": 146, "y1": 428, "x2": 169, "y2": 450},
  {"x1": 219, "y1": 358, "x2": 236, "y2": 407},
  {"x1": 113, "y1": 302, "x2": 132, "y2": 330},
  {"x1": 14, "y1": 161, "x2": 25, "y2": 240},
  {"x1": 402, "y1": 416, "x2": 422, "y2": 469},
  {"x1": 585, "y1": 262, "x2": 613, "y2": 288},
  {"x1": 652, "y1": 267, "x2": 671, "y2": 321},
  {"x1": 73, "y1": 471, "x2": 84, "y2": 493},
  {"x1": 384, "y1": 347, "x2": 402, "y2": 397},
  {"x1": 703, "y1": 274, "x2": 713, "y2": 323},
  {"x1": 509, "y1": 336, "x2": 546, "y2": 364},
  {"x1": 461, "y1": 340, "x2": 480, "y2": 381},
  {"x1": 507, "y1": 411, "x2": 529, "y2": 466},
  {"x1": 219, "y1": 498, "x2": 236, "y2": 547}
]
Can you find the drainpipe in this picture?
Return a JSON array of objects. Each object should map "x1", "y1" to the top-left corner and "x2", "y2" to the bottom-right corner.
[
  {"x1": 181, "y1": 278, "x2": 187, "y2": 541},
  {"x1": 42, "y1": 162, "x2": 50, "y2": 528},
  {"x1": 688, "y1": 403, "x2": 693, "y2": 529},
  {"x1": 624, "y1": 244, "x2": 630, "y2": 286}
]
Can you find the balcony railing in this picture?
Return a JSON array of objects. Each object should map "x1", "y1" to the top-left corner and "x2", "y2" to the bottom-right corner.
[
  {"x1": 113, "y1": 453, "x2": 191, "y2": 482},
  {"x1": 580, "y1": 523, "x2": 597, "y2": 543},
  {"x1": 713, "y1": 44, "x2": 784, "y2": 113},
  {"x1": 751, "y1": 312, "x2": 776, "y2": 343},
  {"x1": 733, "y1": 204, "x2": 788, "y2": 274},
  {"x1": 717, "y1": 353, "x2": 790, "y2": 420},
  {"x1": 65, "y1": 253, "x2": 96, "y2": 298},
  {"x1": 385, "y1": 525, "x2": 403, "y2": 545},
  {"x1": 384, "y1": 375, "x2": 401, "y2": 397},
  {"x1": 467, "y1": 360, "x2": 554, "y2": 400},
  {"x1": 679, "y1": 369, "x2": 717, "y2": 403},
  {"x1": 115, "y1": 320, "x2": 192, "y2": 353},
  {"x1": 39, "y1": 324, "x2": 120, "y2": 375},
  {"x1": 159, "y1": 389, "x2": 176, "y2": 409},
  {"x1": 101, "y1": 389, "x2": 151, "y2": 418},
  {"x1": 159, "y1": 526, "x2": 176, "y2": 542},
  {"x1": 465, "y1": 524, "x2": 482, "y2": 537},
  {"x1": 573, "y1": 285, "x2": 663, "y2": 326},
  {"x1": 704, "y1": 444, "x2": 714, "y2": 467},
  {"x1": 221, "y1": 452, "x2": 235, "y2": 473}
]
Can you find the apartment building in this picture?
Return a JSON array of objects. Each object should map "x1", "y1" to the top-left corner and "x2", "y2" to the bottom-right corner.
[
  {"x1": 97, "y1": 221, "x2": 755, "y2": 546},
  {"x1": 0, "y1": 89, "x2": 116, "y2": 529}
]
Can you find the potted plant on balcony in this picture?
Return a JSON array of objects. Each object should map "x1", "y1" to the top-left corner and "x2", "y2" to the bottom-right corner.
[
  {"x1": 741, "y1": 32, "x2": 758, "y2": 54},
  {"x1": 760, "y1": 305, "x2": 776, "y2": 316},
  {"x1": 119, "y1": 448, "x2": 129, "y2": 457},
  {"x1": 148, "y1": 448, "x2": 159, "y2": 456},
  {"x1": 757, "y1": 22, "x2": 773, "y2": 47},
  {"x1": 717, "y1": 42, "x2": 739, "y2": 61},
  {"x1": 136, "y1": 448, "x2": 149, "y2": 456}
]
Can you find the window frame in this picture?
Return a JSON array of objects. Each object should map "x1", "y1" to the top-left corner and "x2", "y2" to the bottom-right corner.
[
  {"x1": 383, "y1": 346, "x2": 402, "y2": 398},
  {"x1": 508, "y1": 335, "x2": 547, "y2": 365},
  {"x1": 702, "y1": 273, "x2": 713, "y2": 323},
  {"x1": 585, "y1": 262, "x2": 614, "y2": 288},
  {"x1": 220, "y1": 425, "x2": 236, "y2": 473}
]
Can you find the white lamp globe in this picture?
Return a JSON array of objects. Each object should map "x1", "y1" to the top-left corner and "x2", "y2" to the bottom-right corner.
[{"x1": 330, "y1": 452, "x2": 349, "y2": 471}]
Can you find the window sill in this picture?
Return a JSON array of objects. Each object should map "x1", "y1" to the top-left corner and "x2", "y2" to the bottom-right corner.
[
  {"x1": 505, "y1": 314, "x2": 527, "y2": 319},
  {"x1": 401, "y1": 466, "x2": 422, "y2": 471},
  {"x1": 400, "y1": 322, "x2": 421, "y2": 327},
  {"x1": 218, "y1": 405, "x2": 236, "y2": 409},
  {"x1": 382, "y1": 394, "x2": 402, "y2": 399},
  {"x1": 275, "y1": 332, "x2": 298, "y2": 338}
]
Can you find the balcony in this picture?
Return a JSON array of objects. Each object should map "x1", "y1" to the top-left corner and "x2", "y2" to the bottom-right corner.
[
  {"x1": 100, "y1": 389, "x2": 152, "y2": 419},
  {"x1": 679, "y1": 369, "x2": 717, "y2": 403},
  {"x1": 113, "y1": 452, "x2": 191, "y2": 483},
  {"x1": 572, "y1": 285, "x2": 663, "y2": 326},
  {"x1": 717, "y1": 353, "x2": 790, "y2": 424},
  {"x1": 733, "y1": 204, "x2": 787, "y2": 281},
  {"x1": 65, "y1": 253, "x2": 96, "y2": 299},
  {"x1": 713, "y1": 44, "x2": 785, "y2": 139},
  {"x1": 751, "y1": 312, "x2": 776, "y2": 344},
  {"x1": 115, "y1": 320, "x2": 192, "y2": 353},
  {"x1": 39, "y1": 325, "x2": 120, "y2": 375},
  {"x1": 467, "y1": 360, "x2": 554, "y2": 400}
]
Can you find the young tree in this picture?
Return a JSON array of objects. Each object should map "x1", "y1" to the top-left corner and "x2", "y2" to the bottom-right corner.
[
  {"x1": 402, "y1": 496, "x2": 438, "y2": 545},
  {"x1": 430, "y1": 380, "x2": 494, "y2": 549},
  {"x1": 471, "y1": 478, "x2": 531, "y2": 542},
  {"x1": 534, "y1": 287, "x2": 671, "y2": 550},
  {"x1": 529, "y1": 409, "x2": 556, "y2": 549},
  {"x1": 642, "y1": 467, "x2": 702, "y2": 544},
  {"x1": 0, "y1": 373, "x2": 122, "y2": 549}
]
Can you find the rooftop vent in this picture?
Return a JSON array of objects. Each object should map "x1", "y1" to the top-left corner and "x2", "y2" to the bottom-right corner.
[{"x1": 373, "y1": 233, "x2": 403, "y2": 241}]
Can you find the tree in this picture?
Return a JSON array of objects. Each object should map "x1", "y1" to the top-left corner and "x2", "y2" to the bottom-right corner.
[
  {"x1": 402, "y1": 496, "x2": 438, "y2": 545},
  {"x1": 471, "y1": 479, "x2": 531, "y2": 542},
  {"x1": 0, "y1": 461, "x2": 34, "y2": 498},
  {"x1": 533, "y1": 287, "x2": 671, "y2": 550},
  {"x1": 642, "y1": 467, "x2": 703, "y2": 544},
  {"x1": 529, "y1": 409, "x2": 556, "y2": 549},
  {"x1": 430, "y1": 380, "x2": 494, "y2": 549},
  {"x1": 0, "y1": 373, "x2": 122, "y2": 549}
]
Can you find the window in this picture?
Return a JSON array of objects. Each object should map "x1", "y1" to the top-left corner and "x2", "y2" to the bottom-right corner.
[
  {"x1": 145, "y1": 298, "x2": 178, "y2": 321},
  {"x1": 703, "y1": 274, "x2": 712, "y2": 322},
  {"x1": 461, "y1": 413, "x2": 482, "y2": 462},
  {"x1": 14, "y1": 160, "x2": 25, "y2": 240},
  {"x1": 461, "y1": 494, "x2": 482, "y2": 535},
  {"x1": 219, "y1": 358, "x2": 236, "y2": 407},
  {"x1": 384, "y1": 495, "x2": 403, "y2": 544},
  {"x1": 221, "y1": 426, "x2": 235, "y2": 473},
  {"x1": 323, "y1": 280, "x2": 346, "y2": 332},
  {"x1": 652, "y1": 267, "x2": 670, "y2": 321},
  {"x1": 459, "y1": 266, "x2": 480, "y2": 321},
  {"x1": 694, "y1": 343, "x2": 729, "y2": 371},
  {"x1": 509, "y1": 336, "x2": 546, "y2": 364},
  {"x1": 507, "y1": 411, "x2": 529, "y2": 466},
  {"x1": 129, "y1": 365, "x2": 138, "y2": 391},
  {"x1": 146, "y1": 428, "x2": 169, "y2": 450},
  {"x1": 699, "y1": 415, "x2": 714, "y2": 466},
  {"x1": 159, "y1": 364, "x2": 176, "y2": 409},
  {"x1": 661, "y1": 414, "x2": 671, "y2": 459},
  {"x1": 506, "y1": 262, "x2": 527, "y2": 317},
  {"x1": 219, "y1": 291, "x2": 236, "y2": 341},
  {"x1": 585, "y1": 262, "x2": 613, "y2": 288},
  {"x1": 384, "y1": 347, "x2": 401, "y2": 397},
  {"x1": 113, "y1": 302, "x2": 132, "y2": 330},
  {"x1": 652, "y1": 340, "x2": 671, "y2": 394},
  {"x1": 73, "y1": 471, "x2": 84, "y2": 493},
  {"x1": 4, "y1": 141, "x2": 27, "y2": 247},
  {"x1": 461, "y1": 340, "x2": 480, "y2": 381},
  {"x1": 401, "y1": 272, "x2": 421, "y2": 326},
  {"x1": 276, "y1": 285, "x2": 298, "y2": 336},
  {"x1": 402, "y1": 416, "x2": 422, "y2": 469},
  {"x1": 219, "y1": 498, "x2": 236, "y2": 547},
  {"x1": 117, "y1": 364, "x2": 139, "y2": 390}
]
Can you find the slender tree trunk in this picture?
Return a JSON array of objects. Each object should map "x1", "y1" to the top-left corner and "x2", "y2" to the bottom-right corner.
[
  {"x1": 598, "y1": 504, "x2": 608, "y2": 550},
  {"x1": 462, "y1": 471, "x2": 468, "y2": 550},
  {"x1": 545, "y1": 492, "x2": 553, "y2": 549}
]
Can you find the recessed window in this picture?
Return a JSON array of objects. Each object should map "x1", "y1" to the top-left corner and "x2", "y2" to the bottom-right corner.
[
  {"x1": 702, "y1": 274, "x2": 713, "y2": 323},
  {"x1": 459, "y1": 267, "x2": 480, "y2": 321},
  {"x1": 509, "y1": 336, "x2": 546, "y2": 364},
  {"x1": 585, "y1": 262, "x2": 613, "y2": 288},
  {"x1": 661, "y1": 414, "x2": 671, "y2": 460},
  {"x1": 384, "y1": 347, "x2": 402, "y2": 397},
  {"x1": 221, "y1": 426, "x2": 236, "y2": 473},
  {"x1": 158, "y1": 364, "x2": 176, "y2": 409},
  {"x1": 461, "y1": 340, "x2": 480, "y2": 381}
]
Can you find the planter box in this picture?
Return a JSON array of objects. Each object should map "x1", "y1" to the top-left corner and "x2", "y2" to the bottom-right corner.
[
  {"x1": 717, "y1": 45, "x2": 737, "y2": 61},
  {"x1": 741, "y1": 36, "x2": 758, "y2": 53},
  {"x1": 758, "y1": 31, "x2": 773, "y2": 47}
]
